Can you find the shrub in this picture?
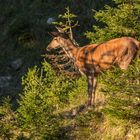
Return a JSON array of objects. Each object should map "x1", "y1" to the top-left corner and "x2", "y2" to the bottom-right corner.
[
  {"x1": 0, "y1": 98, "x2": 16, "y2": 139},
  {"x1": 99, "y1": 59, "x2": 140, "y2": 121},
  {"x1": 85, "y1": 0, "x2": 140, "y2": 43},
  {"x1": 17, "y1": 61, "x2": 87, "y2": 139}
]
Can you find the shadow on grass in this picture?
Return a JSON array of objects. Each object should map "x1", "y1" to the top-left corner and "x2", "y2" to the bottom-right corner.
[{"x1": 57, "y1": 103, "x2": 104, "y2": 140}]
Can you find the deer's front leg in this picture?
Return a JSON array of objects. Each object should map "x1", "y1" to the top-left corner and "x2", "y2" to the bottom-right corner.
[
  {"x1": 93, "y1": 77, "x2": 97, "y2": 105},
  {"x1": 87, "y1": 76, "x2": 94, "y2": 107},
  {"x1": 87, "y1": 75, "x2": 97, "y2": 107}
]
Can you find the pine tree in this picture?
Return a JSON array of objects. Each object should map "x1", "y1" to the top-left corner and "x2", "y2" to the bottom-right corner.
[{"x1": 86, "y1": 0, "x2": 140, "y2": 43}]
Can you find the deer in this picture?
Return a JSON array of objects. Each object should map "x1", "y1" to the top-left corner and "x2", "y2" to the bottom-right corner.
[{"x1": 47, "y1": 29, "x2": 140, "y2": 108}]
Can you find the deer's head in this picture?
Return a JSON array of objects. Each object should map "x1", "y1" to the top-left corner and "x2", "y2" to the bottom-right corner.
[{"x1": 47, "y1": 28, "x2": 69, "y2": 50}]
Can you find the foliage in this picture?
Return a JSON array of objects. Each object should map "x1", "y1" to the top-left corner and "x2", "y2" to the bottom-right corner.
[
  {"x1": 99, "y1": 59, "x2": 140, "y2": 121},
  {"x1": 0, "y1": 60, "x2": 87, "y2": 139},
  {"x1": 0, "y1": 97, "x2": 17, "y2": 139},
  {"x1": 17, "y1": 61, "x2": 87, "y2": 139},
  {"x1": 86, "y1": 0, "x2": 140, "y2": 43}
]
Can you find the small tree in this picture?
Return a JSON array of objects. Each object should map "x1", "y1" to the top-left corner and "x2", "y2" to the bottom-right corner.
[
  {"x1": 85, "y1": 0, "x2": 140, "y2": 43},
  {"x1": 99, "y1": 59, "x2": 140, "y2": 120},
  {"x1": 54, "y1": 7, "x2": 78, "y2": 42},
  {"x1": 17, "y1": 61, "x2": 87, "y2": 139}
]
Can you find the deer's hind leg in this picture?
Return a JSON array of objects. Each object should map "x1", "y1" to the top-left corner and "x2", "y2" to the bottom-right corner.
[
  {"x1": 118, "y1": 46, "x2": 137, "y2": 70},
  {"x1": 119, "y1": 55, "x2": 134, "y2": 70}
]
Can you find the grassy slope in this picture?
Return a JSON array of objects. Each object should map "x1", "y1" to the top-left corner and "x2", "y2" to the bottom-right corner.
[
  {"x1": 1, "y1": 91, "x2": 140, "y2": 140},
  {"x1": 0, "y1": 1, "x2": 140, "y2": 140},
  {"x1": 60, "y1": 87, "x2": 140, "y2": 140}
]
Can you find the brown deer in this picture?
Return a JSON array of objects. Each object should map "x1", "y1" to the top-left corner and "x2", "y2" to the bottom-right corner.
[{"x1": 47, "y1": 30, "x2": 140, "y2": 108}]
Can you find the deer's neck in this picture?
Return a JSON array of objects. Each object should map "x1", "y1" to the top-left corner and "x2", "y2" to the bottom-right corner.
[{"x1": 62, "y1": 39, "x2": 78, "y2": 61}]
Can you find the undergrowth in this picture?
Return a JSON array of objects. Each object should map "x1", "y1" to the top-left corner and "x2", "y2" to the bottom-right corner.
[{"x1": 0, "y1": 59, "x2": 140, "y2": 139}]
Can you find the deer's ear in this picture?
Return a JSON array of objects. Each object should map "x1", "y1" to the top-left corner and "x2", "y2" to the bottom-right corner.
[
  {"x1": 48, "y1": 32, "x2": 59, "y2": 37},
  {"x1": 55, "y1": 26, "x2": 65, "y2": 33}
]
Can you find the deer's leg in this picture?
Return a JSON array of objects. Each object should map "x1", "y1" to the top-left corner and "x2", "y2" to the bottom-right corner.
[
  {"x1": 92, "y1": 77, "x2": 97, "y2": 105},
  {"x1": 119, "y1": 56, "x2": 133, "y2": 70},
  {"x1": 87, "y1": 75, "x2": 96, "y2": 107}
]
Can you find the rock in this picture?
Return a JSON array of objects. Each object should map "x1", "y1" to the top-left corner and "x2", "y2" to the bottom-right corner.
[
  {"x1": 10, "y1": 58, "x2": 23, "y2": 70},
  {"x1": 47, "y1": 17, "x2": 56, "y2": 24},
  {"x1": 0, "y1": 76, "x2": 12, "y2": 88}
]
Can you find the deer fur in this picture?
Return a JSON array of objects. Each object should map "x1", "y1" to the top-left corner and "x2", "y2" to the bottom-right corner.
[{"x1": 48, "y1": 31, "x2": 140, "y2": 107}]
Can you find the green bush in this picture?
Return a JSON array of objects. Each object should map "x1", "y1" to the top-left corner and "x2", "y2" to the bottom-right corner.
[
  {"x1": 0, "y1": 98, "x2": 16, "y2": 139},
  {"x1": 17, "y1": 61, "x2": 87, "y2": 139},
  {"x1": 86, "y1": 0, "x2": 140, "y2": 43},
  {"x1": 99, "y1": 59, "x2": 140, "y2": 120}
]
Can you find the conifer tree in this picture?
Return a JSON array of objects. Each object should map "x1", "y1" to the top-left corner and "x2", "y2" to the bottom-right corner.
[{"x1": 86, "y1": 0, "x2": 140, "y2": 43}]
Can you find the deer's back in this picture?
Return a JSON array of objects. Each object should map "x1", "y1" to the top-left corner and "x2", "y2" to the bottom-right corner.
[{"x1": 75, "y1": 37, "x2": 139, "y2": 74}]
